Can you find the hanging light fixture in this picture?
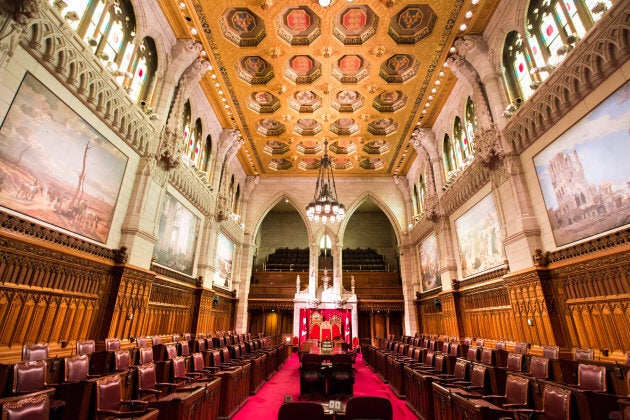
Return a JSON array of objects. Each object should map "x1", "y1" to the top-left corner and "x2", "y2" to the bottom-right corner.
[{"x1": 306, "y1": 140, "x2": 345, "y2": 224}]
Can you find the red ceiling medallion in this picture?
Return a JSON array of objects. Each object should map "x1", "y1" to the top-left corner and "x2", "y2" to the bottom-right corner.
[
  {"x1": 286, "y1": 9, "x2": 311, "y2": 32},
  {"x1": 342, "y1": 8, "x2": 368, "y2": 31},
  {"x1": 339, "y1": 55, "x2": 362, "y2": 72},
  {"x1": 291, "y1": 56, "x2": 314, "y2": 73}
]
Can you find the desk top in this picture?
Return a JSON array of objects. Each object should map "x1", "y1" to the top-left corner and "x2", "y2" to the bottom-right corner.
[{"x1": 310, "y1": 347, "x2": 346, "y2": 355}]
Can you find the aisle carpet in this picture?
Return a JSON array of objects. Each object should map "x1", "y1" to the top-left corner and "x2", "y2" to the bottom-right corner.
[{"x1": 233, "y1": 351, "x2": 418, "y2": 419}]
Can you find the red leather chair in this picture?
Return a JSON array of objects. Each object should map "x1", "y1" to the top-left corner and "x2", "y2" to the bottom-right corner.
[
  {"x1": 300, "y1": 354, "x2": 326, "y2": 398},
  {"x1": 138, "y1": 347, "x2": 154, "y2": 365},
  {"x1": 543, "y1": 345, "x2": 559, "y2": 359},
  {"x1": 577, "y1": 363, "x2": 606, "y2": 391},
  {"x1": 529, "y1": 356, "x2": 550, "y2": 379},
  {"x1": 151, "y1": 336, "x2": 162, "y2": 346},
  {"x1": 136, "y1": 363, "x2": 177, "y2": 401},
  {"x1": 467, "y1": 345, "x2": 480, "y2": 361},
  {"x1": 114, "y1": 350, "x2": 131, "y2": 372},
  {"x1": 481, "y1": 373, "x2": 529, "y2": 409},
  {"x1": 345, "y1": 396, "x2": 392, "y2": 420},
  {"x1": 574, "y1": 348, "x2": 594, "y2": 361},
  {"x1": 513, "y1": 384, "x2": 572, "y2": 419},
  {"x1": 22, "y1": 344, "x2": 49, "y2": 361},
  {"x1": 190, "y1": 353, "x2": 213, "y2": 379},
  {"x1": 1, "y1": 392, "x2": 50, "y2": 420},
  {"x1": 76, "y1": 340, "x2": 95, "y2": 356},
  {"x1": 136, "y1": 337, "x2": 149, "y2": 348},
  {"x1": 95, "y1": 374, "x2": 152, "y2": 419},
  {"x1": 165, "y1": 344, "x2": 178, "y2": 360},
  {"x1": 171, "y1": 356, "x2": 202, "y2": 385},
  {"x1": 278, "y1": 401, "x2": 326, "y2": 420},
  {"x1": 513, "y1": 342, "x2": 528, "y2": 354},
  {"x1": 64, "y1": 354, "x2": 98, "y2": 382},
  {"x1": 12, "y1": 361, "x2": 66, "y2": 417},
  {"x1": 437, "y1": 358, "x2": 469, "y2": 383},
  {"x1": 506, "y1": 352, "x2": 524, "y2": 372},
  {"x1": 480, "y1": 348, "x2": 496, "y2": 365},
  {"x1": 105, "y1": 339, "x2": 120, "y2": 351}
]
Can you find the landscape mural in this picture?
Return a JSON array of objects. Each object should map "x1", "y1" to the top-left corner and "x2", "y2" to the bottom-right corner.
[
  {"x1": 214, "y1": 232, "x2": 234, "y2": 288},
  {"x1": 534, "y1": 80, "x2": 630, "y2": 246},
  {"x1": 0, "y1": 73, "x2": 127, "y2": 243},
  {"x1": 455, "y1": 193, "x2": 503, "y2": 278},
  {"x1": 419, "y1": 233, "x2": 441, "y2": 291},
  {"x1": 153, "y1": 192, "x2": 200, "y2": 275}
]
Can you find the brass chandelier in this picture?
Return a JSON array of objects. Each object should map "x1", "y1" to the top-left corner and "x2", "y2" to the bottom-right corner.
[{"x1": 305, "y1": 141, "x2": 346, "y2": 224}]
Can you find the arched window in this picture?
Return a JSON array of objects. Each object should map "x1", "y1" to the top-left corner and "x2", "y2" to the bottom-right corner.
[
  {"x1": 182, "y1": 101, "x2": 192, "y2": 157},
  {"x1": 233, "y1": 184, "x2": 241, "y2": 215},
  {"x1": 503, "y1": 30, "x2": 536, "y2": 101},
  {"x1": 442, "y1": 134, "x2": 456, "y2": 175},
  {"x1": 453, "y1": 116, "x2": 468, "y2": 165},
  {"x1": 320, "y1": 234, "x2": 332, "y2": 252},
  {"x1": 56, "y1": 0, "x2": 157, "y2": 105},
  {"x1": 201, "y1": 134, "x2": 212, "y2": 173},
  {"x1": 464, "y1": 97, "x2": 477, "y2": 155},
  {"x1": 228, "y1": 175, "x2": 235, "y2": 209},
  {"x1": 189, "y1": 118, "x2": 202, "y2": 165}
]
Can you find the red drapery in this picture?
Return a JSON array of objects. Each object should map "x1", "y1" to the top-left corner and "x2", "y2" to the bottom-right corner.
[{"x1": 299, "y1": 308, "x2": 352, "y2": 345}]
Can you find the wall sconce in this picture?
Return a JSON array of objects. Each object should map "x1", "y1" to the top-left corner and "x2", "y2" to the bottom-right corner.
[
  {"x1": 126, "y1": 313, "x2": 134, "y2": 321},
  {"x1": 527, "y1": 318, "x2": 535, "y2": 326}
]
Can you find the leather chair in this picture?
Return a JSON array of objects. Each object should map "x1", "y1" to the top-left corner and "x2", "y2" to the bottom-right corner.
[
  {"x1": 543, "y1": 345, "x2": 559, "y2": 359},
  {"x1": 1, "y1": 392, "x2": 50, "y2": 420},
  {"x1": 529, "y1": 356, "x2": 550, "y2": 379},
  {"x1": 22, "y1": 344, "x2": 49, "y2": 361},
  {"x1": 105, "y1": 339, "x2": 120, "y2": 351},
  {"x1": 136, "y1": 363, "x2": 177, "y2": 401},
  {"x1": 76, "y1": 340, "x2": 95, "y2": 356},
  {"x1": 95, "y1": 374, "x2": 151, "y2": 419},
  {"x1": 513, "y1": 384, "x2": 572, "y2": 419},
  {"x1": 480, "y1": 348, "x2": 496, "y2": 365},
  {"x1": 138, "y1": 347, "x2": 154, "y2": 365},
  {"x1": 574, "y1": 348, "x2": 594, "y2": 361},
  {"x1": 506, "y1": 352, "x2": 524, "y2": 372},
  {"x1": 344, "y1": 396, "x2": 392, "y2": 420},
  {"x1": 179, "y1": 341, "x2": 191, "y2": 357},
  {"x1": 172, "y1": 334, "x2": 180, "y2": 343},
  {"x1": 436, "y1": 359, "x2": 469, "y2": 383},
  {"x1": 495, "y1": 341, "x2": 506, "y2": 351},
  {"x1": 64, "y1": 354, "x2": 98, "y2": 382},
  {"x1": 190, "y1": 353, "x2": 213, "y2": 379},
  {"x1": 577, "y1": 363, "x2": 606, "y2": 391},
  {"x1": 467, "y1": 345, "x2": 480, "y2": 361},
  {"x1": 171, "y1": 356, "x2": 202, "y2": 385},
  {"x1": 513, "y1": 342, "x2": 528, "y2": 354},
  {"x1": 327, "y1": 353, "x2": 354, "y2": 397},
  {"x1": 300, "y1": 353, "x2": 326, "y2": 398},
  {"x1": 481, "y1": 373, "x2": 529, "y2": 409},
  {"x1": 278, "y1": 401, "x2": 326, "y2": 420},
  {"x1": 165, "y1": 344, "x2": 178, "y2": 360},
  {"x1": 114, "y1": 350, "x2": 131, "y2": 372},
  {"x1": 447, "y1": 363, "x2": 488, "y2": 393},
  {"x1": 136, "y1": 337, "x2": 149, "y2": 348},
  {"x1": 12, "y1": 361, "x2": 66, "y2": 417},
  {"x1": 151, "y1": 336, "x2": 162, "y2": 346}
]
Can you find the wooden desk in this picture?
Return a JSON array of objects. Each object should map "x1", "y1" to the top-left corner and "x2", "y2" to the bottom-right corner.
[{"x1": 148, "y1": 384, "x2": 215, "y2": 420}]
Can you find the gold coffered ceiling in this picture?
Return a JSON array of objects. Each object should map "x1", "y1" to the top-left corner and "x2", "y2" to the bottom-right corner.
[{"x1": 163, "y1": 0, "x2": 497, "y2": 177}]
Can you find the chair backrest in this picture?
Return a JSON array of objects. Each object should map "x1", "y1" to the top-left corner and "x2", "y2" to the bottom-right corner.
[
  {"x1": 424, "y1": 351, "x2": 435, "y2": 367},
  {"x1": 137, "y1": 337, "x2": 149, "y2": 348},
  {"x1": 345, "y1": 396, "x2": 393, "y2": 420},
  {"x1": 463, "y1": 337, "x2": 473, "y2": 346},
  {"x1": 192, "y1": 353, "x2": 205, "y2": 372},
  {"x1": 514, "y1": 342, "x2": 528, "y2": 354},
  {"x1": 137, "y1": 363, "x2": 157, "y2": 391},
  {"x1": 543, "y1": 385, "x2": 572, "y2": 419},
  {"x1": 220, "y1": 347, "x2": 231, "y2": 364},
  {"x1": 301, "y1": 353, "x2": 322, "y2": 369},
  {"x1": 64, "y1": 354, "x2": 89, "y2": 382},
  {"x1": 506, "y1": 352, "x2": 523, "y2": 371},
  {"x1": 470, "y1": 363, "x2": 487, "y2": 388},
  {"x1": 433, "y1": 353, "x2": 446, "y2": 373},
  {"x1": 13, "y1": 361, "x2": 47, "y2": 393},
  {"x1": 22, "y1": 344, "x2": 49, "y2": 361},
  {"x1": 449, "y1": 343, "x2": 459, "y2": 357},
  {"x1": 453, "y1": 359, "x2": 468, "y2": 380},
  {"x1": 172, "y1": 334, "x2": 180, "y2": 343},
  {"x1": 183, "y1": 333, "x2": 191, "y2": 342},
  {"x1": 481, "y1": 348, "x2": 495, "y2": 365},
  {"x1": 210, "y1": 350, "x2": 222, "y2": 368},
  {"x1": 165, "y1": 344, "x2": 178, "y2": 360},
  {"x1": 442, "y1": 342, "x2": 450, "y2": 353},
  {"x1": 543, "y1": 345, "x2": 559, "y2": 359},
  {"x1": 495, "y1": 341, "x2": 506, "y2": 350},
  {"x1": 180, "y1": 341, "x2": 190, "y2": 356},
  {"x1": 196, "y1": 339, "x2": 206, "y2": 352},
  {"x1": 76, "y1": 340, "x2": 95, "y2": 356},
  {"x1": 278, "y1": 401, "x2": 326, "y2": 420},
  {"x1": 151, "y1": 336, "x2": 162, "y2": 346},
  {"x1": 1, "y1": 392, "x2": 50, "y2": 420},
  {"x1": 114, "y1": 349, "x2": 131, "y2": 371},
  {"x1": 96, "y1": 374, "x2": 123, "y2": 412},
  {"x1": 172, "y1": 356, "x2": 186, "y2": 379},
  {"x1": 476, "y1": 338, "x2": 485, "y2": 347},
  {"x1": 139, "y1": 346, "x2": 154, "y2": 364},
  {"x1": 574, "y1": 348, "x2": 594, "y2": 361},
  {"x1": 577, "y1": 363, "x2": 606, "y2": 391},
  {"x1": 105, "y1": 338, "x2": 120, "y2": 351},
  {"x1": 529, "y1": 356, "x2": 549, "y2": 379},
  {"x1": 467, "y1": 346, "x2": 480, "y2": 361},
  {"x1": 505, "y1": 373, "x2": 529, "y2": 406}
]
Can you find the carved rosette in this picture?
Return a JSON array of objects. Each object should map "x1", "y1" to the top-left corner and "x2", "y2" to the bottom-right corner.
[{"x1": 473, "y1": 125, "x2": 504, "y2": 169}]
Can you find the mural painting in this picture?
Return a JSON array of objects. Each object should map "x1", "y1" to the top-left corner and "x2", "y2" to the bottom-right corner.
[
  {"x1": 419, "y1": 233, "x2": 441, "y2": 291},
  {"x1": 0, "y1": 73, "x2": 127, "y2": 243},
  {"x1": 215, "y1": 232, "x2": 235, "y2": 288}
]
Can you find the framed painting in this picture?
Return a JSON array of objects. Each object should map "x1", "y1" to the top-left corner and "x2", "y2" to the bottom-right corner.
[
  {"x1": 455, "y1": 193, "x2": 503, "y2": 278},
  {"x1": 214, "y1": 232, "x2": 234, "y2": 288},
  {"x1": 153, "y1": 192, "x2": 200, "y2": 276},
  {"x1": 419, "y1": 233, "x2": 441, "y2": 291},
  {"x1": 0, "y1": 73, "x2": 127, "y2": 243},
  {"x1": 534, "y1": 80, "x2": 630, "y2": 246}
]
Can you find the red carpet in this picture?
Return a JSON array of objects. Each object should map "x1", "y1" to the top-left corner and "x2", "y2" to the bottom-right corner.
[{"x1": 234, "y1": 352, "x2": 418, "y2": 419}]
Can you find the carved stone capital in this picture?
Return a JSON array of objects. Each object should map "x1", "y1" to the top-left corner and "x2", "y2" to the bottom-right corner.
[{"x1": 473, "y1": 125, "x2": 505, "y2": 169}]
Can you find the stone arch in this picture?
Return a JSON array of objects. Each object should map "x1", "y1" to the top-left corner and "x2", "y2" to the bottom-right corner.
[
  {"x1": 250, "y1": 193, "x2": 312, "y2": 247},
  {"x1": 338, "y1": 192, "x2": 402, "y2": 246}
]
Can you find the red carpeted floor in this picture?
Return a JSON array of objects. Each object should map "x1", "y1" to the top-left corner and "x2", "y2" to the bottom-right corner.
[{"x1": 233, "y1": 351, "x2": 418, "y2": 419}]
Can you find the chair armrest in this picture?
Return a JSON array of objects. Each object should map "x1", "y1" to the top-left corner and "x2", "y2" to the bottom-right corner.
[
  {"x1": 481, "y1": 394, "x2": 506, "y2": 402},
  {"x1": 137, "y1": 389, "x2": 161, "y2": 397},
  {"x1": 120, "y1": 400, "x2": 149, "y2": 411}
]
